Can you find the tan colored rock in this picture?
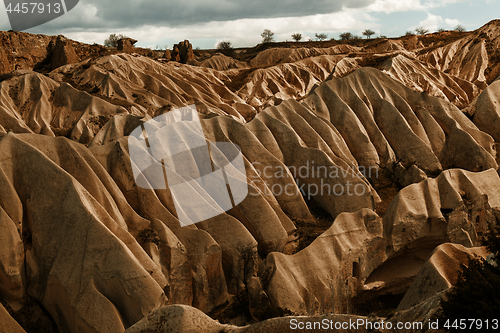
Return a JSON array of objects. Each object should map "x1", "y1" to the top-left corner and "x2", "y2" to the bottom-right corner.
[
  {"x1": 50, "y1": 35, "x2": 79, "y2": 70},
  {"x1": 117, "y1": 38, "x2": 137, "y2": 53},
  {"x1": 262, "y1": 209, "x2": 386, "y2": 315},
  {"x1": 125, "y1": 305, "x2": 375, "y2": 333},
  {"x1": 0, "y1": 30, "x2": 53, "y2": 73},
  {"x1": 385, "y1": 168, "x2": 500, "y2": 255},
  {"x1": 163, "y1": 49, "x2": 171, "y2": 61},
  {"x1": 384, "y1": 291, "x2": 445, "y2": 333},
  {"x1": 0, "y1": 133, "x2": 169, "y2": 332},
  {"x1": 304, "y1": 67, "x2": 497, "y2": 173},
  {"x1": 397, "y1": 243, "x2": 488, "y2": 311},
  {"x1": 0, "y1": 71, "x2": 126, "y2": 143},
  {"x1": 0, "y1": 303, "x2": 26, "y2": 333},
  {"x1": 0, "y1": 205, "x2": 25, "y2": 311},
  {"x1": 381, "y1": 54, "x2": 481, "y2": 109},
  {"x1": 200, "y1": 53, "x2": 248, "y2": 70},
  {"x1": 360, "y1": 170, "x2": 500, "y2": 303},
  {"x1": 470, "y1": 79, "x2": 500, "y2": 142},
  {"x1": 51, "y1": 54, "x2": 248, "y2": 122},
  {"x1": 124, "y1": 305, "x2": 233, "y2": 333},
  {"x1": 393, "y1": 162, "x2": 428, "y2": 188},
  {"x1": 419, "y1": 20, "x2": 500, "y2": 87},
  {"x1": 170, "y1": 46, "x2": 181, "y2": 62},
  {"x1": 0, "y1": 46, "x2": 13, "y2": 74}
]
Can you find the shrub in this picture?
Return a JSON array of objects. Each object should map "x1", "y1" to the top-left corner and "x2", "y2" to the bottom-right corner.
[
  {"x1": 216, "y1": 40, "x2": 232, "y2": 50},
  {"x1": 291, "y1": 33, "x2": 302, "y2": 42},
  {"x1": 315, "y1": 33, "x2": 328, "y2": 41},
  {"x1": 236, "y1": 244, "x2": 258, "y2": 290},
  {"x1": 339, "y1": 32, "x2": 352, "y2": 40},
  {"x1": 405, "y1": 31, "x2": 415, "y2": 36},
  {"x1": 455, "y1": 24, "x2": 466, "y2": 32},
  {"x1": 415, "y1": 27, "x2": 429, "y2": 35},
  {"x1": 104, "y1": 33, "x2": 126, "y2": 48},
  {"x1": 216, "y1": 40, "x2": 234, "y2": 56},
  {"x1": 261, "y1": 29, "x2": 275, "y2": 43},
  {"x1": 138, "y1": 228, "x2": 161, "y2": 246},
  {"x1": 362, "y1": 29, "x2": 375, "y2": 39},
  {"x1": 438, "y1": 28, "x2": 446, "y2": 33}
]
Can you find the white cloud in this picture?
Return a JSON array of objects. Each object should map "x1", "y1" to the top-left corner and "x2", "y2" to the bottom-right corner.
[
  {"x1": 367, "y1": 0, "x2": 428, "y2": 13},
  {"x1": 367, "y1": 0, "x2": 468, "y2": 13},
  {"x1": 61, "y1": 8, "x2": 379, "y2": 48},
  {"x1": 417, "y1": 12, "x2": 461, "y2": 31}
]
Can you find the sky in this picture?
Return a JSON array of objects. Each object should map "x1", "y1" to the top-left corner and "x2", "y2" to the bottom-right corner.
[{"x1": 0, "y1": 0, "x2": 499, "y2": 49}]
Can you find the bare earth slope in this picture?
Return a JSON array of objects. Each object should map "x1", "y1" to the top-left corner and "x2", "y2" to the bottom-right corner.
[{"x1": 2, "y1": 20, "x2": 500, "y2": 333}]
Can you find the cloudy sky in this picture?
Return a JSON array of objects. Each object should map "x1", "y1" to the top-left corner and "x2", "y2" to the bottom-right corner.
[{"x1": 1, "y1": 0, "x2": 498, "y2": 49}]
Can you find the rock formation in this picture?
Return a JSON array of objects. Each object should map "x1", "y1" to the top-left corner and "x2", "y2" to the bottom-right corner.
[
  {"x1": 171, "y1": 40, "x2": 194, "y2": 64},
  {"x1": 397, "y1": 243, "x2": 488, "y2": 311},
  {"x1": 1, "y1": 19, "x2": 500, "y2": 333},
  {"x1": 163, "y1": 49, "x2": 171, "y2": 61},
  {"x1": 117, "y1": 38, "x2": 138, "y2": 53},
  {"x1": 50, "y1": 35, "x2": 79, "y2": 70}
]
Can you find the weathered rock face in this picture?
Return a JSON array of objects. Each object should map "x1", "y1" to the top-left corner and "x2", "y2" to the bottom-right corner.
[
  {"x1": 397, "y1": 243, "x2": 488, "y2": 311},
  {"x1": 0, "y1": 71, "x2": 127, "y2": 142},
  {"x1": 0, "y1": 46, "x2": 13, "y2": 74},
  {"x1": 124, "y1": 305, "x2": 231, "y2": 333},
  {"x1": 171, "y1": 40, "x2": 194, "y2": 64},
  {"x1": 0, "y1": 303, "x2": 26, "y2": 333},
  {"x1": 124, "y1": 305, "x2": 374, "y2": 333},
  {"x1": 117, "y1": 38, "x2": 138, "y2": 53},
  {"x1": 466, "y1": 79, "x2": 500, "y2": 142},
  {"x1": 163, "y1": 49, "x2": 171, "y2": 61},
  {"x1": 261, "y1": 209, "x2": 387, "y2": 315},
  {"x1": 170, "y1": 46, "x2": 181, "y2": 62},
  {"x1": 3, "y1": 20, "x2": 500, "y2": 333},
  {"x1": 360, "y1": 169, "x2": 500, "y2": 302},
  {"x1": 0, "y1": 30, "x2": 53, "y2": 73},
  {"x1": 420, "y1": 19, "x2": 500, "y2": 86},
  {"x1": 50, "y1": 35, "x2": 79, "y2": 70}
]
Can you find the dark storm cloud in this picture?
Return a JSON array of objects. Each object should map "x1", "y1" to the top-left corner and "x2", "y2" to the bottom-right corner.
[{"x1": 29, "y1": 0, "x2": 376, "y2": 31}]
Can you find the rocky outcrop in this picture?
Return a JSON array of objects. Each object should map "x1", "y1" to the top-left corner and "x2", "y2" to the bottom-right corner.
[
  {"x1": 117, "y1": 38, "x2": 138, "y2": 53},
  {"x1": 0, "y1": 30, "x2": 53, "y2": 73},
  {"x1": 0, "y1": 70, "x2": 127, "y2": 143},
  {"x1": 361, "y1": 169, "x2": 500, "y2": 301},
  {"x1": 124, "y1": 305, "x2": 232, "y2": 333},
  {"x1": 397, "y1": 243, "x2": 488, "y2": 310},
  {"x1": 0, "y1": 46, "x2": 13, "y2": 74},
  {"x1": 50, "y1": 35, "x2": 79, "y2": 70},
  {"x1": 465, "y1": 79, "x2": 500, "y2": 142},
  {"x1": 419, "y1": 20, "x2": 500, "y2": 87},
  {"x1": 259, "y1": 209, "x2": 386, "y2": 315},
  {"x1": 171, "y1": 40, "x2": 194, "y2": 64},
  {"x1": 199, "y1": 53, "x2": 248, "y2": 70},
  {"x1": 380, "y1": 54, "x2": 481, "y2": 109},
  {"x1": 163, "y1": 49, "x2": 171, "y2": 61}
]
